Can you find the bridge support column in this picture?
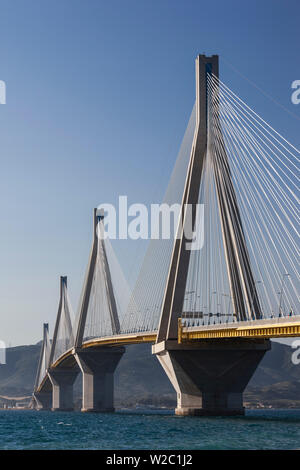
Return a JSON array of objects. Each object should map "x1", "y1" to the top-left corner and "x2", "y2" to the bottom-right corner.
[
  {"x1": 75, "y1": 347, "x2": 125, "y2": 412},
  {"x1": 33, "y1": 391, "x2": 52, "y2": 411},
  {"x1": 153, "y1": 339, "x2": 271, "y2": 416},
  {"x1": 48, "y1": 368, "x2": 79, "y2": 411}
]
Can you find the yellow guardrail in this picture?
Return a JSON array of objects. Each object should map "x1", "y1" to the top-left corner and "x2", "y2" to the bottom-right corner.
[{"x1": 179, "y1": 318, "x2": 300, "y2": 342}]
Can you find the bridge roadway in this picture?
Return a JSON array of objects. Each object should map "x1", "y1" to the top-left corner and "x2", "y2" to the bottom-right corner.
[
  {"x1": 37, "y1": 315, "x2": 300, "y2": 394},
  {"x1": 36, "y1": 331, "x2": 157, "y2": 393},
  {"x1": 179, "y1": 314, "x2": 300, "y2": 341}
]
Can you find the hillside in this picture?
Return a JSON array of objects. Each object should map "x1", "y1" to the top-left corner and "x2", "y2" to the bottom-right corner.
[
  {"x1": 0, "y1": 340, "x2": 299, "y2": 408},
  {"x1": 0, "y1": 344, "x2": 40, "y2": 397}
]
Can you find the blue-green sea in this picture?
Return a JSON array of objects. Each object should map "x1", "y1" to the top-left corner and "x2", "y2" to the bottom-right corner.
[{"x1": 0, "y1": 409, "x2": 299, "y2": 450}]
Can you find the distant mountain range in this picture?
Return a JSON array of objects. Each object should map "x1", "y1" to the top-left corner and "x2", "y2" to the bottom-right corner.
[{"x1": 0, "y1": 340, "x2": 299, "y2": 408}]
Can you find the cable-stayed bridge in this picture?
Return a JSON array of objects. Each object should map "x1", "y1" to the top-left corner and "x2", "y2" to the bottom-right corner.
[{"x1": 33, "y1": 55, "x2": 299, "y2": 416}]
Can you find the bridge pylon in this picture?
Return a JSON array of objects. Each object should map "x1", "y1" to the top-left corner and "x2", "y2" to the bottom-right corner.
[
  {"x1": 153, "y1": 54, "x2": 271, "y2": 416},
  {"x1": 74, "y1": 209, "x2": 124, "y2": 412},
  {"x1": 32, "y1": 323, "x2": 52, "y2": 410},
  {"x1": 47, "y1": 276, "x2": 80, "y2": 411}
]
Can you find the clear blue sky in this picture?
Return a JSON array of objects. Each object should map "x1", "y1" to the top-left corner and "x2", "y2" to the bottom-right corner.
[{"x1": 0, "y1": 0, "x2": 299, "y2": 345}]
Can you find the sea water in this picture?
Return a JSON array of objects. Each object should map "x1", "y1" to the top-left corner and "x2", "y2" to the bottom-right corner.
[{"x1": 0, "y1": 409, "x2": 299, "y2": 450}]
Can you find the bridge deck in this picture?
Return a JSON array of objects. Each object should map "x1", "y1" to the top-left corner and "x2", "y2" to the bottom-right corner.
[
  {"x1": 37, "y1": 319, "x2": 300, "y2": 393},
  {"x1": 180, "y1": 315, "x2": 300, "y2": 341},
  {"x1": 50, "y1": 331, "x2": 157, "y2": 369}
]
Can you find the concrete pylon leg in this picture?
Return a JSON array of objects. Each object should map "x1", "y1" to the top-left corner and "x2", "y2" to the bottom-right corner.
[
  {"x1": 48, "y1": 368, "x2": 79, "y2": 411},
  {"x1": 153, "y1": 339, "x2": 271, "y2": 416},
  {"x1": 75, "y1": 347, "x2": 125, "y2": 412},
  {"x1": 33, "y1": 391, "x2": 52, "y2": 411}
]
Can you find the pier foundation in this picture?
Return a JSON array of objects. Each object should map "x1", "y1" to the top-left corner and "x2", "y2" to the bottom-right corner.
[
  {"x1": 48, "y1": 368, "x2": 79, "y2": 411},
  {"x1": 153, "y1": 339, "x2": 271, "y2": 416},
  {"x1": 75, "y1": 347, "x2": 125, "y2": 412},
  {"x1": 33, "y1": 391, "x2": 52, "y2": 411}
]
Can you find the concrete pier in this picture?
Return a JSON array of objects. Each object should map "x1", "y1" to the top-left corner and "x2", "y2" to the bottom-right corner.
[
  {"x1": 48, "y1": 368, "x2": 79, "y2": 411},
  {"x1": 33, "y1": 391, "x2": 52, "y2": 411},
  {"x1": 75, "y1": 347, "x2": 125, "y2": 412},
  {"x1": 153, "y1": 339, "x2": 271, "y2": 416}
]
